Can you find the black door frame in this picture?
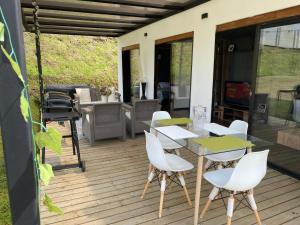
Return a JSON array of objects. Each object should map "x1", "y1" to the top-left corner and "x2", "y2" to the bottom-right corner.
[{"x1": 121, "y1": 44, "x2": 140, "y2": 103}]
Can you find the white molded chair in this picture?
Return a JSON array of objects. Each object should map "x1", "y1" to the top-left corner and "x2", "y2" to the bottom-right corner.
[
  {"x1": 151, "y1": 111, "x2": 183, "y2": 155},
  {"x1": 142, "y1": 131, "x2": 194, "y2": 218},
  {"x1": 200, "y1": 150, "x2": 269, "y2": 225},
  {"x1": 205, "y1": 120, "x2": 249, "y2": 170}
]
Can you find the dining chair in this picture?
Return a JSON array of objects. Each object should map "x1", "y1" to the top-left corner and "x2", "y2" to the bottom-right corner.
[
  {"x1": 200, "y1": 150, "x2": 269, "y2": 225},
  {"x1": 151, "y1": 111, "x2": 183, "y2": 155},
  {"x1": 205, "y1": 120, "x2": 248, "y2": 170},
  {"x1": 141, "y1": 131, "x2": 194, "y2": 218}
]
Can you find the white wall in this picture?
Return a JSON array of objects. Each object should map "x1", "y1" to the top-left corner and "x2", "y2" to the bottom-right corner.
[{"x1": 118, "y1": 0, "x2": 300, "y2": 119}]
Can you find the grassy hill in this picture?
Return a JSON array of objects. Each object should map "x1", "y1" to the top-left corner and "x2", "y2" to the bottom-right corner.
[
  {"x1": 24, "y1": 33, "x2": 118, "y2": 100},
  {"x1": 0, "y1": 33, "x2": 118, "y2": 225}
]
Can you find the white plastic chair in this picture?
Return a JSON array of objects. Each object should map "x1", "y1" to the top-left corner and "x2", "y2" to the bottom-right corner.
[
  {"x1": 151, "y1": 111, "x2": 183, "y2": 155},
  {"x1": 141, "y1": 131, "x2": 194, "y2": 218},
  {"x1": 200, "y1": 150, "x2": 269, "y2": 225},
  {"x1": 205, "y1": 120, "x2": 249, "y2": 170}
]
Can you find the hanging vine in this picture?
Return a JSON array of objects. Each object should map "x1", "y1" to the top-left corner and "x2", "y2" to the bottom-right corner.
[{"x1": 0, "y1": 7, "x2": 63, "y2": 215}]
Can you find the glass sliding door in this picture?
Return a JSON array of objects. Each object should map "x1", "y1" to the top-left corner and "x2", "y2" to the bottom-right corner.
[
  {"x1": 130, "y1": 49, "x2": 142, "y2": 101},
  {"x1": 122, "y1": 47, "x2": 142, "y2": 102},
  {"x1": 170, "y1": 40, "x2": 193, "y2": 117},
  {"x1": 252, "y1": 21, "x2": 300, "y2": 177}
]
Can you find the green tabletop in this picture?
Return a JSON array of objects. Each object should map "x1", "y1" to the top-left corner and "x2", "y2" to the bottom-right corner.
[
  {"x1": 157, "y1": 117, "x2": 193, "y2": 126},
  {"x1": 193, "y1": 135, "x2": 254, "y2": 153}
]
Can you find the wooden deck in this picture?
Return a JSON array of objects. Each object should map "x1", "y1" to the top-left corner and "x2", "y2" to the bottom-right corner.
[{"x1": 41, "y1": 125, "x2": 300, "y2": 225}]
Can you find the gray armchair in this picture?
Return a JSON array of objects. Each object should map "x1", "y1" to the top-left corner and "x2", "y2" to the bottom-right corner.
[
  {"x1": 124, "y1": 99, "x2": 161, "y2": 138},
  {"x1": 82, "y1": 102, "x2": 126, "y2": 145}
]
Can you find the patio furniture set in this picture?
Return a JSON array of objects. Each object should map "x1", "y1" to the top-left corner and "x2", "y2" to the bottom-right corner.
[
  {"x1": 142, "y1": 111, "x2": 270, "y2": 225},
  {"x1": 75, "y1": 87, "x2": 270, "y2": 225},
  {"x1": 75, "y1": 87, "x2": 160, "y2": 145}
]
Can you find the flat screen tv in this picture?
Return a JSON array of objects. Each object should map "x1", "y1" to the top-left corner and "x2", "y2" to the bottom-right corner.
[{"x1": 224, "y1": 81, "x2": 250, "y2": 108}]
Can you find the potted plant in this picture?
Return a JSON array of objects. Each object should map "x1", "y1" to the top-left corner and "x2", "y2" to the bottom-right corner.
[{"x1": 99, "y1": 86, "x2": 112, "y2": 102}]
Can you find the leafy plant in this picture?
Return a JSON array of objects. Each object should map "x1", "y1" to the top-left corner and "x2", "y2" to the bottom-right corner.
[
  {"x1": 35, "y1": 128, "x2": 62, "y2": 156},
  {"x1": 43, "y1": 194, "x2": 63, "y2": 215},
  {"x1": 99, "y1": 86, "x2": 112, "y2": 96}
]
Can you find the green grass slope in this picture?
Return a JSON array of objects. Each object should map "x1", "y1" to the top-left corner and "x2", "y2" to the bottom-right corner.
[
  {"x1": 0, "y1": 131, "x2": 11, "y2": 225},
  {"x1": 24, "y1": 33, "x2": 118, "y2": 99}
]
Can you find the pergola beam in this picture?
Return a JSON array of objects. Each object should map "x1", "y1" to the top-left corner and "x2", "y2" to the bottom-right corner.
[
  {"x1": 25, "y1": 17, "x2": 136, "y2": 30},
  {"x1": 23, "y1": 10, "x2": 150, "y2": 25},
  {"x1": 21, "y1": 0, "x2": 165, "y2": 19},
  {"x1": 21, "y1": 0, "x2": 210, "y2": 37},
  {"x1": 79, "y1": 0, "x2": 184, "y2": 10},
  {"x1": 28, "y1": 24, "x2": 127, "y2": 34},
  {"x1": 33, "y1": 29, "x2": 120, "y2": 37}
]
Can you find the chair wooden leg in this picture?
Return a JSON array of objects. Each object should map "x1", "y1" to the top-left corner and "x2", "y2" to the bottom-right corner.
[
  {"x1": 204, "y1": 159, "x2": 212, "y2": 171},
  {"x1": 141, "y1": 168, "x2": 155, "y2": 199},
  {"x1": 148, "y1": 163, "x2": 153, "y2": 174},
  {"x1": 159, "y1": 173, "x2": 166, "y2": 218},
  {"x1": 227, "y1": 194, "x2": 235, "y2": 225},
  {"x1": 247, "y1": 191, "x2": 262, "y2": 225},
  {"x1": 200, "y1": 187, "x2": 219, "y2": 219},
  {"x1": 178, "y1": 172, "x2": 192, "y2": 207},
  {"x1": 227, "y1": 217, "x2": 232, "y2": 225},
  {"x1": 254, "y1": 210, "x2": 262, "y2": 225},
  {"x1": 183, "y1": 186, "x2": 192, "y2": 207},
  {"x1": 200, "y1": 199, "x2": 212, "y2": 219}
]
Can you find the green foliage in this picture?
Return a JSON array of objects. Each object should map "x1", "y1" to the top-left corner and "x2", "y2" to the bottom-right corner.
[
  {"x1": 43, "y1": 194, "x2": 63, "y2": 216},
  {"x1": 39, "y1": 163, "x2": 54, "y2": 186},
  {"x1": 0, "y1": 132, "x2": 12, "y2": 225},
  {"x1": 258, "y1": 46, "x2": 300, "y2": 77},
  {"x1": 20, "y1": 91, "x2": 30, "y2": 122},
  {"x1": 24, "y1": 33, "x2": 118, "y2": 100},
  {"x1": 171, "y1": 41, "x2": 193, "y2": 86},
  {"x1": 1, "y1": 45, "x2": 24, "y2": 83},
  {"x1": 30, "y1": 98, "x2": 41, "y2": 133},
  {"x1": 35, "y1": 128, "x2": 62, "y2": 156},
  {"x1": 0, "y1": 22, "x2": 4, "y2": 42},
  {"x1": 268, "y1": 98, "x2": 292, "y2": 119}
]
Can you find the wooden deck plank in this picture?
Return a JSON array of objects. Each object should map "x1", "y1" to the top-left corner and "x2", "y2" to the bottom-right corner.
[{"x1": 40, "y1": 124, "x2": 300, "y2": 225}]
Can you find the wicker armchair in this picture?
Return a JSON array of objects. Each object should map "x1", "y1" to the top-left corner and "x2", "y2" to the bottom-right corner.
[
  {"x1": 82, "y1": 102, "x2": 126, "y2": 145},
  {"x1": 123, "y1": 99, "x2": 161, "y2": 138}
]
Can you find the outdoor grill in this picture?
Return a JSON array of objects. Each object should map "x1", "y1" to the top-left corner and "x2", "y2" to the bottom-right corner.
[{"x1": 41, "y1": 84, "x2": 87, "y2": 172}]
